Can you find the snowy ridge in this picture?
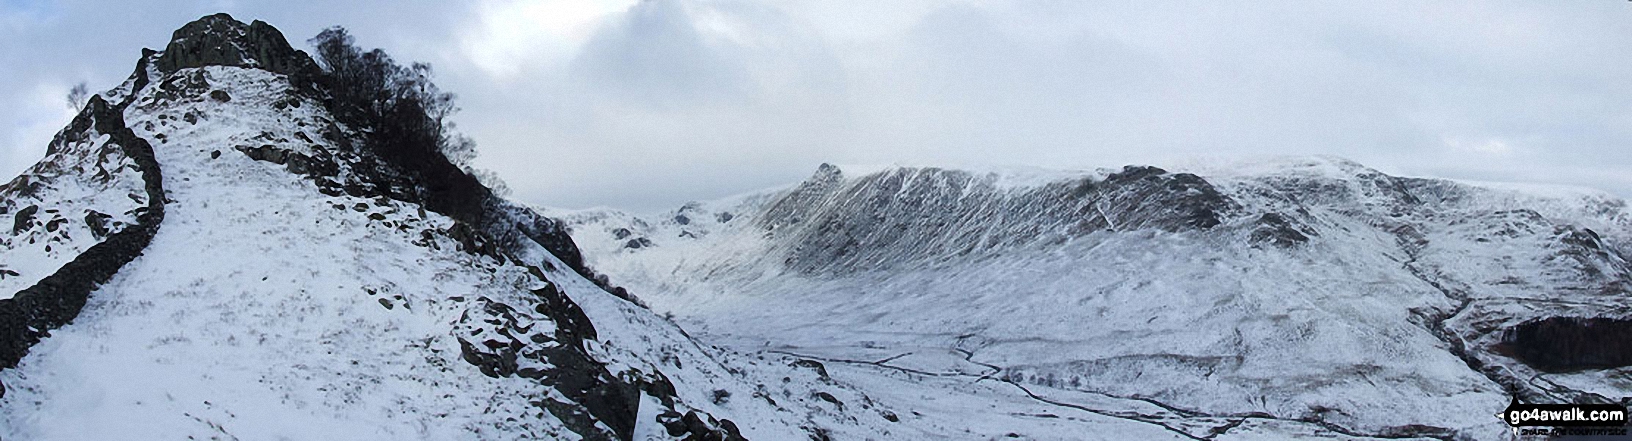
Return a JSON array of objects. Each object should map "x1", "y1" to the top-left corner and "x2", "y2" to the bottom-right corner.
[
  {"x1": 0, "y1": 14, "x2": 917, "y2": 441},
  {"x1": 561, "y1": 158, "x2": 1632, "y2": 439}
]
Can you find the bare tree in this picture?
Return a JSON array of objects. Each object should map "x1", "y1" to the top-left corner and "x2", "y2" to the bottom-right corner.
[
  {"x1": 308, "y1": 27, "x2": 472, "y2": 166},
  {"x1": 66, "y1": 82, "x2": 89, "y2": 110}
]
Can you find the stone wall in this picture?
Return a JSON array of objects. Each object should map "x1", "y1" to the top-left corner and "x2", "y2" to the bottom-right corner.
[{"x1": 0, "y1": 54, "x2": 165, "y2": 374}]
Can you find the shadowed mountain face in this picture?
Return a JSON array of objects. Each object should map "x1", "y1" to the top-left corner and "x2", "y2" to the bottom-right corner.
[
  {"x1": 757, "y1": 164, "x2": 1236, "y2": 275},
  {"x1": 555, "y1": 158, "x2": 1632, "y2": 440}
]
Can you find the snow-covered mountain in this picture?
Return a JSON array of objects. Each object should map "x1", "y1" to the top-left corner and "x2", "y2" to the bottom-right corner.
[
  {"x1": 552, "y1": 158, "x2": 1632, "y2": 440},
  {"x1": 7, "y1": 12, "x2": 1631, "y2": 441},
  {"x1": 0, "y1": 14, "x2": 917, "y2": 441}
]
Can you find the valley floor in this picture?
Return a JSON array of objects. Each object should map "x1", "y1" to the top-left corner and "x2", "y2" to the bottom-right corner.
[{"x1": 695, "y1": 327, "x2": 1449, "y2": 441}]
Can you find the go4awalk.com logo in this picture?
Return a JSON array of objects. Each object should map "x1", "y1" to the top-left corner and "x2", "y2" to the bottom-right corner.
[{"x1": 1500, "y1": 399, "x2": 1630, "y2": 438}]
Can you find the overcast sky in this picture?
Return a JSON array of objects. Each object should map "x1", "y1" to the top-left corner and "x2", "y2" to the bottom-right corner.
[{"x1": 3, "y1": 1, "x2": 1630, "y2": 212}]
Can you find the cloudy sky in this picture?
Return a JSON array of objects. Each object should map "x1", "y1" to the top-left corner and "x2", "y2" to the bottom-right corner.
[{"x1": 2, "y1": 1, "x2": 1630, "y2": 212}]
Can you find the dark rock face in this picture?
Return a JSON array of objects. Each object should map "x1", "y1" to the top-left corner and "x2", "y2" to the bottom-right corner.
[
  {"x1": 434, "y1": 217, "x2": 644, "y2": 439},
  {"x1": 760, "y1": 163, "x2": 845, "y2": 229},
  {"x1": 1552, "y1": 225, "x2": 1632, "y2": 282},
  {"x1": 1095, "y1": 166, "x2": 1234, "y2": 231},
  {"x1": 84, "y1": 211, "x2": 113, "y2": 238},
  {"x1": 155, "y1": 13, "x2": 321, "y2": 85},
  {"x1": 1499, "y1": 317, "x2": 1632, "y2": 372},
  {"x1": 630, "y1": 371, "x2": 749, "y2": 441},
  {"x1": 1249, "y1": 212, "x2": 1315, "y2": 248},
  {"x1": 656, "y1": 409, "x2": 749, "y2": 441},
  {"x1": 10, "y1": 205, "x2": 37, "y2": 235},
  {"x1": 758, "y1": 164, "x2": 1238, "y2": 274},
  {"x1": 149, "y1": 70, "x2": 212, "y2": 103},
  {"x1": 789, "y1": 359, "x2": 829, "y2": 380},
  {"x1": 0, "y1": 53, "x2": 166, "y2": 372},
  {"x1": 454, "y1": 283, "x2": 638, "y2": 441},
  {"x1": 235, "y1": 144, "x2": 337, "y2": 177},
  {"x1": 443, "y1": 222, "x2": 505, "y2": 261}
]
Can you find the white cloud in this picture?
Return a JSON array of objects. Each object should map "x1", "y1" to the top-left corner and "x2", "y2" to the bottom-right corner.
[
  {"x1": 1, "y1": 81, "x2": 76, "y2": 178},
  {"x1": 459, "y1": 0, "x2": 636, "y2": 80},
  {"x1": 435, "y1": 0, "x2": 1632, "y2": 210},
  {"x1": 1444, "y1": 136, "x2": 1518, "y2": 157}
]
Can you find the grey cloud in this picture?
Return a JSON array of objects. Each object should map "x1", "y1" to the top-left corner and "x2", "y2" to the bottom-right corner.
[
  {"x1": 459, "y1": 0, "x2": 855, "y2": 211},
  {"x1": 569, "y1": 0, "x2": 751, "y2": 109},
  {"x1": 2, "y1": 1, "x2": 1629, "y2": 212}
]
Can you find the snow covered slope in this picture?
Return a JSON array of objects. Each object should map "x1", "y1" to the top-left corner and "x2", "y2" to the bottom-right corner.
[
  {"x1": 0, "y1": 14, "x2": 915, "y2": 441},
  {"x1": 554, "y1": 158, "x2": 1632, "y2": 440},
  {"x1": 0, "y1": 100, "x2": 152, "y2": 297}
]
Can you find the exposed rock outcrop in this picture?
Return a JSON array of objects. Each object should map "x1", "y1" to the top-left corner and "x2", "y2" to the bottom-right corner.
[
  {"x1": 155, "y1": 13, "x2": 321, "y2": 85},
  {"x1": 1500, "y1": 317, "x2": 1632, "y2": 372},
  {"x1": 454, "y1": 288, "x2": 637, "y2": 440},
  {"x1": 1248, "y1": 212, "x2": 1316, "y2": 248}
]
